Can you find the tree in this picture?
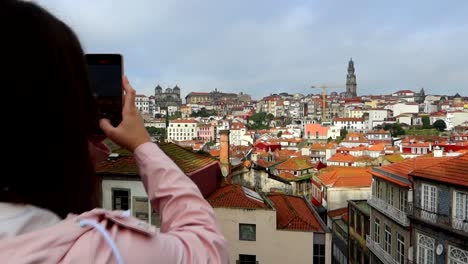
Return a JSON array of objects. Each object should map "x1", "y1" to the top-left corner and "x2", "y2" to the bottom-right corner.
[
  {"x1": 277, "y1": 131, "x2": 283, "y2": 137},
  {"x1": 433, "y1": 119, "x2": 447, "y2": 132},
  {"x1": 382, "y1": 123, "x2": 405, "y2": 137},
  {"x1": 339, "y1": 128, "x2": 348, "y2": 139},
  {"x1": 422, "y1": 116, "x2": 431, "y2": 129}
]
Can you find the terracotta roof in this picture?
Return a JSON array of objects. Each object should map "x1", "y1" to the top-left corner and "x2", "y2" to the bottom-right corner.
[
  {"x1": 367, "y1": 129, "x2": 390, "y2": 135},
  {"x1": 209, "y1": 149, "x2": 220, "y2": 157},
  {"x1": 277, "y1": 171, "x2": 297, "y2": 180},
  {"x1": 410, "y1": 154, "x2": 468, "y2": 187},
  {"x1": 158, "y1": 143, "x2": 217, "y2": 175},
  {"x1": 268, "y1": 194, "x2": 323, "y2": 232},
  {"x1": 207, "y1": 184, "x2": 269, "y2": 209},
  {"x1": 276, "y1": 156, "x2": 315, "y2": 171},
  {"x1": 275, "y1": 149, "x2": 298, "y2": 158},
  {"x1": 328, "y1": 153, "x2": 356, "y2": 163},
  {"x1": 317, "y1": 167, "x2": 372, "y2": 188},
  {"x1": 373, "y1": 156, "x2": 452, "y2": 183},
  {"x1": 368, "y1": 143, "x2": 385, "y2": 151},
  {"x1": 310, "y1": 142, "x2": 337, "y2": 151},
  {"x1": 96, "y1": 156, "x2": 138, "y2": 175},
  {"x1": 328, "y1": 207, "x2": 348, "y2": 218}
]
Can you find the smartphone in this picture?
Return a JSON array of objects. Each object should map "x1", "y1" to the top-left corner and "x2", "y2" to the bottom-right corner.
[{"x1": 85, "y1": 54, "x2": 123, "y2": 134}]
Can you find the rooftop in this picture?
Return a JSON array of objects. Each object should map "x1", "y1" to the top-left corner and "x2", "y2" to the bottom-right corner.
[
  {"x1": 268, "y1": 193, "x2": 323, "y2": 232},
  {"x1": 158, "y1": 143, "x2": 218, "y2": 175},
  {"x1": 276, "y1": 156, "x2": 315, "y2": 171},
  {"x1": 410, "y1": 154, "x2": 468, "y2": 187},
  {"x1": 207, "y1": 184, "x2": 269, "y2": 209},
  {"x1": 372, "y1": 156, "x2": 451, "y2": 186},
  {"x1": 317, "y1": 167, "x2": 372, "y2": 188}
]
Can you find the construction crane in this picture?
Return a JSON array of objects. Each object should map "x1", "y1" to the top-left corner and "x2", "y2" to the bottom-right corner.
[{"x1": 311, "y1": 84, "x2": 345, "y2": 123}]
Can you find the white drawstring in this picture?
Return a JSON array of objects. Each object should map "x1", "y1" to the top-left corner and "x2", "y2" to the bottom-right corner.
[{"x1": 79, "y1": 219, "x2": 124, "y2": 264}]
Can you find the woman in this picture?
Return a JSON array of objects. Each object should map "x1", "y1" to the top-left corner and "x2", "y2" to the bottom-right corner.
[{"x1": 0, "y1": 1, "x2": 228, "y2": 263}]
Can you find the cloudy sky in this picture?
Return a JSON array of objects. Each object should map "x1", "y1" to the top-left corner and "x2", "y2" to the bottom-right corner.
[{"x1": 36, "y1": 0, "x2": 468, "y2": 100}]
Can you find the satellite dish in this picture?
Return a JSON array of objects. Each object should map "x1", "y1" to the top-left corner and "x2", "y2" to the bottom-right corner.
[{"x1": 436, "y1": 244, "x2": 443, "y2": 255}]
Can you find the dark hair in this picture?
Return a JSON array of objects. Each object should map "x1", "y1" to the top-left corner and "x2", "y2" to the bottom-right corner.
[{"x1": 0, "y1": 0, "x2": 100, "y2": 218}]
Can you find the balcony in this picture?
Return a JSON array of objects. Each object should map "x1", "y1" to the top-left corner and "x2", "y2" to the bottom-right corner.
[
  {"x1": 368, "y1": 195, "x2": 410, "y2": 227},
  {"x1": 408, "y1": 203, "x2": 468, "y2": 236},
  {"x1": 366, "y1": 235, "x2": 397, "y2": 264}
]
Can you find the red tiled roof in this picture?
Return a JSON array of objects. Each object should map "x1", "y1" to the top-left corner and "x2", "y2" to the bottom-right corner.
[
  {"x1": 410, "y1": 154, "x2": 468, "y2": 187},
  {"x1": 268, "y1": 194, "x2": 323, "y2": 232},
  {"x1": 368, "y1": 143, "x2": 385, "y2": 151},
  {"x1": 277, "y1": 171, "x2": 296, "y2": 180},
  {"x1": 328, "y1": 153, "x2": 356, "y2": 162},
  {"x1": 327, "y1": 207, "x2": 348, "y2": 218},
  {"x1": 373, "y1": 156, "x2": 452, "y2": 184},
  {"x1": 207, "y1": 184, "x2": 269, "y2": 209},
  {"x1": 317, "y1": 167, "x2": 372, "y2": 188},
  {"x1": 276, "y1": 156, "x2": 315, "y2": 171},
  {"x1": 96, "y1": 156, "x2": 138, "y2": 175}
]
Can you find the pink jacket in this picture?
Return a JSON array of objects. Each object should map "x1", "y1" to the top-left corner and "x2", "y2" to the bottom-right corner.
[{"x1": 0, "y1": 143, "x2": 228, "y2": 263}]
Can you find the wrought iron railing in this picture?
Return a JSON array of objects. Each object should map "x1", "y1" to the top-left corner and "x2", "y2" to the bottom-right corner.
[
  {"x1": 366, "y1": 235, "x2": 397, "y2": 264},
  {"x1": 368, "y1": 195, "x2": 410, "y2": 226},
  {"x1": 408, "y1": 203, "x2": 468, "y2": 234}
]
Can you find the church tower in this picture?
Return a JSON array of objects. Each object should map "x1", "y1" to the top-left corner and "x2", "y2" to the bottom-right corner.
[{"x1": 345, "y1": 58, "x2": 357, "y2": 97}]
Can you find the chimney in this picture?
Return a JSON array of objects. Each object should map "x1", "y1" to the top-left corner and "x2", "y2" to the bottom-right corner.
[
  {"x1": 219, "y1": 130, "x2": 231, "y2": 179},
  {"x1": 433, "y1": 146, "x2": 443, "y2": 157}
]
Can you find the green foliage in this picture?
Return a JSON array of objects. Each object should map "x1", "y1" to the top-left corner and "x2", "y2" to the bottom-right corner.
[
  {"x1": 327, "y1": 136, "x2": 332, "y2": 143},
  {"x1": 433, "y1": 119, "x2": 447, "y2": 132},
  {"x1": 168, "y1": 111, "x2": 182, "y2": 120},
  {"x1": 277, "y1": 131, "x2": 283, "y2": 137},
  {"x1": 146, "y1": 127, "x2": 166, "y2": 137},
  {"x1": 382, "y1": 123, "x2": 405, "y2": 137},
  {"x1": 421, "y1": 116, "x2": 431, "y2": 129},
  {"x1": 406, "y1": 128, "x2": 439, "y2": 136},
  {"x1": 339, "y1": 128, "x2": 348, "y2": 139},
  {"x1": 248, "y1": 112, "x2": 271, "y2": 129},
  {"x1": 190, "y1": 108, "x2": 216, "y2": 117}
]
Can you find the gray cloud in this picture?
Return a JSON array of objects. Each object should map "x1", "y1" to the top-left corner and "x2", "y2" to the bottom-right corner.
[{"x1": 36, "y1": 0, "x2": 468, "y2": 100}]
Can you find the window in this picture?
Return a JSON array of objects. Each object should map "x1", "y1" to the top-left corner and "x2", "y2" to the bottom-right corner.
[
  {"x1": 417, "y1": 233, "x2": 435, "y2": 264},
  {"x1": 387, "y1": 185, "x2": 394, "y2": 206},
  {"x1": 397, "y1": 233, "x2": 405, "y2": 264},
  {"x1": 453, "y1": 191, "x2": 468, "y2": 221},
  {"x1": 112, "y1": 188, "x2": 130, "y2": 210},
  {"x1": 374, "y1": 218, "x2": 380, "y2": 243},
  {"x1": 422, "y1": 184, "x2": 437, "y2": 213},
  {"x1": 238, "y1": 254, "x2": 256, "y2": 264},
  {"x1": 448, "y1": 245, "x2": 468, "y2": 264},
  {"x1": 239, "y1": 224, "x2": 256, "y2": 241},
  {"x1": 399, "y1": 190, "x2": 407, "y2": 212},
  {"x1": 384, "y1": 224, "x2": 392, "y2": 253},
  {"x1": 313, "y1": 244, "x2": 325, "y2": 264}
]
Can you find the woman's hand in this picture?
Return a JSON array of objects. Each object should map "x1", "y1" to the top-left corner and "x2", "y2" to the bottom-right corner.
[{"x1": 99, "y1": 76, "x2": 152, "y2": 152}]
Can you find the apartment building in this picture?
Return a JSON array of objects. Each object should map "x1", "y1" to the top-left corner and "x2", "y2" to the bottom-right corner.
[
  {"x1": 367, "y1": 157, "x2": 450, "y2": 264},
  {"x1": 207, "y1": 184, "x2": 332, "y2": 264},
  {"x1": 167, "y1": 119, "x2": 198, "y2": 141},
  {"x1": 348, "y1": 200, "x2": 371, "y2": 264},
  {"x1": 408, "y1": 154, "x2": 468, "y2": 264}
]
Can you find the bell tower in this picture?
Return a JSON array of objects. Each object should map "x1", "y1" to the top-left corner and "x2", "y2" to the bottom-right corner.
[{"x1": 345, "y1": 58, "x2": 357, "y2": 97}]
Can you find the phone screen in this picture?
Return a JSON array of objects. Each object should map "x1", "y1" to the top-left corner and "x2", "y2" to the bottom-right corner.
[{"x1": 86, "y1": 54, "x2": 123, "y2": 133}]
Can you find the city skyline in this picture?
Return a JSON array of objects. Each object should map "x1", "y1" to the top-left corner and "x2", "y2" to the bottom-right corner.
[{"x1": 37, "y1": 0, "x2": 468, "y2": 100}]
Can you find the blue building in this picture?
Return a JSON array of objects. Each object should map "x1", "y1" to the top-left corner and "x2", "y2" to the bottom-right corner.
[{"x1": 408, "y1": 154, "x2": 468, "y2": 264}]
